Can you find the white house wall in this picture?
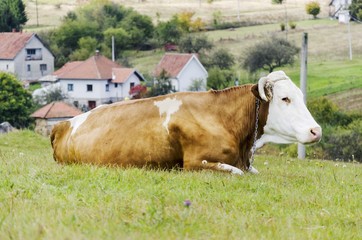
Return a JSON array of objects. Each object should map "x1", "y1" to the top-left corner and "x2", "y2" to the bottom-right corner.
[
  {"x1": 14, "y1": 36, "x2": 54, "y2": 81},
  {"x1": 0, "y1": 60, "x2": 14, "y2": 74},
  {"x1": 177, "y1": 58, "x2": 207, "y2": 92},
  {"x1": 60, "y1": 74, "x2": 141, "y2": 107}
]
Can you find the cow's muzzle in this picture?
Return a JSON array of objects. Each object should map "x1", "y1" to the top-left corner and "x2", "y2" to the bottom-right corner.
[{"x1": 309, "y1": 126, "x2": 322, "y2": 143}]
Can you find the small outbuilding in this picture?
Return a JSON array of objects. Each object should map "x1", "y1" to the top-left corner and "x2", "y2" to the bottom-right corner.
[{"x1": 31, "y1": 101, "x2": 82, "y2": 136}]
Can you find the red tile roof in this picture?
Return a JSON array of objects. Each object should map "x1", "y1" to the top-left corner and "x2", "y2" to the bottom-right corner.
[
  {"x1": 55, "y1": 54, "x2": 122, "y2": 80},
  {"x1": 154, "y1": 53, "x2": 195, "y2": 78},
  {"x1": 53, "y1": 61, "x2": 83, "y2": 76},
  {"x1": 0, "y1": 32, "x2": 34, "y2": 59},
  {"x1": 31, "y1": 102, "x2": 82, "y2": 119},
  {"x1": 112, "y1": 68, "x2": 134, "y2": 83},
  {"x1": 111, "y1": 68, "x2": 145, "y2": 83}
]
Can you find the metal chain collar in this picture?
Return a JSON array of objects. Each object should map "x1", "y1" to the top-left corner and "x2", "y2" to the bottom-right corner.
[{"x1": 250, "y1": 99, "x2": 260, "y2": 165}]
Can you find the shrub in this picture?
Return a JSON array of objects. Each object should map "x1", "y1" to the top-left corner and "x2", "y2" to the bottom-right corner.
[
  {"x1": 306, "y1": 1, "x2": 321, "y2": 19},
  {"x1": 280, "y1": 23, "x2": 285, "y2": 31},
  {"x1": 324, "y1": 120, "x2": 362, "y2": 161},
  {"x1": 289, "y1": 21, "x2": 297, "y2": 29},
  {"x1": 307, "y1": 97, "x2": 362, "y2": 162},
  {"x1": 0, "y1": 72, "x2": 34, "y2": 128}
]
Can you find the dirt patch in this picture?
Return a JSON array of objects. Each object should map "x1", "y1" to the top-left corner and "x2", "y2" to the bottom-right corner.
[{"x1": 327, "y1": 88, "x2": 362, "y2": 113}]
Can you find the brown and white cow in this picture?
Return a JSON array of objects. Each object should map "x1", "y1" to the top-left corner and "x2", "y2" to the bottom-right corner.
[{"x1": 50, "y1": 71, "x2": 321, "y2": 175}]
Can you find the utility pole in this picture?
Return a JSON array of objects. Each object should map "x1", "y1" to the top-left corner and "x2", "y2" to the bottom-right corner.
[
  {"x1": 112, "y1": 36, "x2": 115, "y2": 62},
  {"x1": 36, "y1": 0, "x2": 39, "y2": 27},
  {"x1": 298, "y1": 32, "x2": 308, "y2": 159}
]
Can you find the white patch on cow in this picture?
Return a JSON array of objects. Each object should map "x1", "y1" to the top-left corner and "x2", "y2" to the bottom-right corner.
[
  {"x1": 217, "y1": 163, "x2": 244, "y2": 176},
  {"x1": 68, "y1": 105, "x2": 105, "y2": 135},
  {"x1": 202, "y1": 160, "x2": 208, "y2": 165},
  {"x1": 154, "y1": 97, "x2": 182, "y2": 134},
  {"x1": 68, "y1": 111, "x2": 92, "y2": 135},
  {"x1": 248, "y1": 166, "x2": 259, "y2": 174}
]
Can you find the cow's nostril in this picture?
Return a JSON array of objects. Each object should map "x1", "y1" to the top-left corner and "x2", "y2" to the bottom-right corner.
[
  {"x1": 310, "y1": 127, "x2": 322, "y2": 141},
  {"x1": 310, "y1": 129, "x2": 317, "y2": 136}
]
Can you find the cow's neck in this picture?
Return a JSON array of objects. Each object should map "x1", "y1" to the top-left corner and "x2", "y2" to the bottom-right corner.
[{"x1": 210, "y1": 85, "x2": 269, "y2": 167}]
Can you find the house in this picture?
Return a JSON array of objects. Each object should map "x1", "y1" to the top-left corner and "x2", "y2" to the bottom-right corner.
[
  {"x1": 41, "y1": 52, "x2": 145, "y2": 110},
  {"x1": 0, "y1": 32, "x2": 54, "y2": 82},
  {"x1": 154, "y1": 53, "x2": 208, "y2": 92},
  {"x1": 31, "y1": 101, "x2": 82, "y2": 136},
  {"x1": 329, "y1": 0, "x2": 352, "y2": 18}
]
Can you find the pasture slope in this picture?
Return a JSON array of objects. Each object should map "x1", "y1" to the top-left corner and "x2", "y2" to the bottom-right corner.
[
  {"x1": 0, "y1": 131, "x2": 361, "y2": 239},
  {"x1": 24, "y1": 1, "x2": 362, "y2": 112},
  {"x1": 25, "y1": 0, "x2": 333, "y2": 27}
]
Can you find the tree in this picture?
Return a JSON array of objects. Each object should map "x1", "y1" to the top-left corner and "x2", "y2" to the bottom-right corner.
[
  {"x1": 207, "y1": 67, "x2": 234, "y2": 90},
  {"x1": 69, "y1": 37, "x2": 99, "y2": 60},
  {"x1": 0, "y1": 0, "x2": 28, "y2": 32},
  {"x1": 155, "y1": 18, "x2": 184, "y2": 44},
  {"x1": 40, "y1": 0, "x2": 155, "y2": 67},
  {"x1": 242, "y1": 37, "x2": 299, "y2": 73},
  {"x1": 178, "y1": 34, "x2": 213, "y2": 53},
  {"x1": 350, "y1": 0, "x2": 362, "y2": 21},
  {"x1": 208, "y1": 48, "x2": 235, "y2": 70},
  {"x1": 188, "y1": 79, "x2": 206, "y2": 91},
  {"x1": 0, "y1": 73, "x2": 33, "y2": 128},
  {"x1": 147, "y1": 70, "x2": 173, "y2": 97},
  {"x1": 33, "y1": 85, "x2": 67, "y2": 106},
  {"x1": 305, "y1": 1, "x2": 321, "y2": 19}
]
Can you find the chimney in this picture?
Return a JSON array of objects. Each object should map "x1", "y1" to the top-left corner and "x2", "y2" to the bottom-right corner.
[
  {"x1": 12, "y1": 28, "x2": 16, "y2": 32},
  {"x1": 95, "y1": 50, "x2": 100, "y2": 57}
]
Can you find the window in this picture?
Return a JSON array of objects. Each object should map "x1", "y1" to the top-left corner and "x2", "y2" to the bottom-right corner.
[
  {"x1": 114, "y1": 83, "x2": 118, "y2": 88},
  {"x1": 25, "y1": 48, "x2": 42, "y2": 60},
  {"x1": 105, "y1": 84, "x2": 109, "y2": 92},
  {"x1": 130, "y1": 82, "x2": 135, "y2": 89},
  {"x1": 27, "y1": 64, "x2": 31, "y2": 72},
  {"x1": 87, "y1": 84, "x2": 93, "y2": 92},
  {"x1": 40, "y1": 64, "x2": 47, "y2": 71},
  {"x1": 67, "y1": 84, "x2": 74, "y2": 92},
  {"x1": 27, "y1": 49, "x2": 36, "y2": 55},
  {"x1": 6, "y1": 64, "x2": 8, "y2": 70}
]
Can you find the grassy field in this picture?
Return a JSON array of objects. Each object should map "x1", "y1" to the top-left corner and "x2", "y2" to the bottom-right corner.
[{"x1": 1, "y1": 130, "x2": 361, "y2": 239}]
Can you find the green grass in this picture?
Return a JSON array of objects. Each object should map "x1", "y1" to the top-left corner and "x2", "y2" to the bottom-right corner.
[
  {"x1": 280, "y1": 58, "x2": 362, "y2": 98},
  {"x1": 1, "y1": 131, "x2": 361, "y2": 239}
]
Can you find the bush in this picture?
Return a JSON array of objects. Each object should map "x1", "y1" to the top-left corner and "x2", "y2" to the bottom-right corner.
[
  {"x1": 324, "y1": 120, "x2": 362, "y2": 161},
  {"x1": 349, "y1": 0, "x2": 362, "y2": 21},
  {"x1": 289, "y1": 21, "x2": 297, "y2": 29},
  {"x1": 306, "y1": 1, "x2": 321, "y2": 19},
  {"x1": 307, "y1": 97, "x2": 362, "y2": 162},
  {"x1": 280, "y1": 23, "x2": 285, "y2": 31},
  {"x1": 0, "y1": 73, "x2": 34, "y2": 128}
]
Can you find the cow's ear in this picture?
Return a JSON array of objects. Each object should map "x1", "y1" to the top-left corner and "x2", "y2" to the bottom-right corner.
[{"x1": 251, "y1": 84, "x2": 262, "y2": 100}]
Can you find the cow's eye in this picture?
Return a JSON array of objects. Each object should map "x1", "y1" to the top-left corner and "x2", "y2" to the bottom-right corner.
[{"x1": 282, "y1": 97, "x2": 291, "y2": 103}]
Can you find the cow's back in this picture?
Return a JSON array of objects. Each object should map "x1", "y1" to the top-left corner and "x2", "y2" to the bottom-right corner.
[{"x1": 51, "y1": 97, "x2": 184, "y2": 167}]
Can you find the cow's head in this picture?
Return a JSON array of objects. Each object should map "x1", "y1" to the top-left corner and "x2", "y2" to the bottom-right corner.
[{"x1": 252, "y1": 71, "x2": 322, "y2": 147}]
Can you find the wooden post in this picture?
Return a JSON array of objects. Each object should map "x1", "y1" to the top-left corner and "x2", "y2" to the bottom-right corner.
[{"x1": 298, "y1": 32, "x2": 308, "y2": 159}]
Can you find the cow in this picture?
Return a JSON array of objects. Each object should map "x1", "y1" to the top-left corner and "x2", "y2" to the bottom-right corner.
[{"x1": 50, "y1": 71, "x2": 321, "y2": 176}]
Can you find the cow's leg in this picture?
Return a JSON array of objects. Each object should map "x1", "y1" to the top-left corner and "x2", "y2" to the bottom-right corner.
[
  {"x1": 184, "y1": 159, "x2": 244, "y2": 176},
  {"x1": 208, "y1": 161, "x2": 244, "y2": 175},
  {"x1": 248, "y1": 165, "x2": 259, "y2": 174}
]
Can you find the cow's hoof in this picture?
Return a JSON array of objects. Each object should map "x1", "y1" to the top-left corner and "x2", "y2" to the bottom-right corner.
[{"x1": 248, "y1": 166, "x2": 259, "y2": 174}]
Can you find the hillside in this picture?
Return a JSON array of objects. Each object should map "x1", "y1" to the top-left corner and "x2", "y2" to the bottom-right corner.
[
  {"x1": 24, "y1": 0, "x2": 362, "y2": 113},
  {"x1": 25, "y1": 0, "x2": 333, "y2": 28}
]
